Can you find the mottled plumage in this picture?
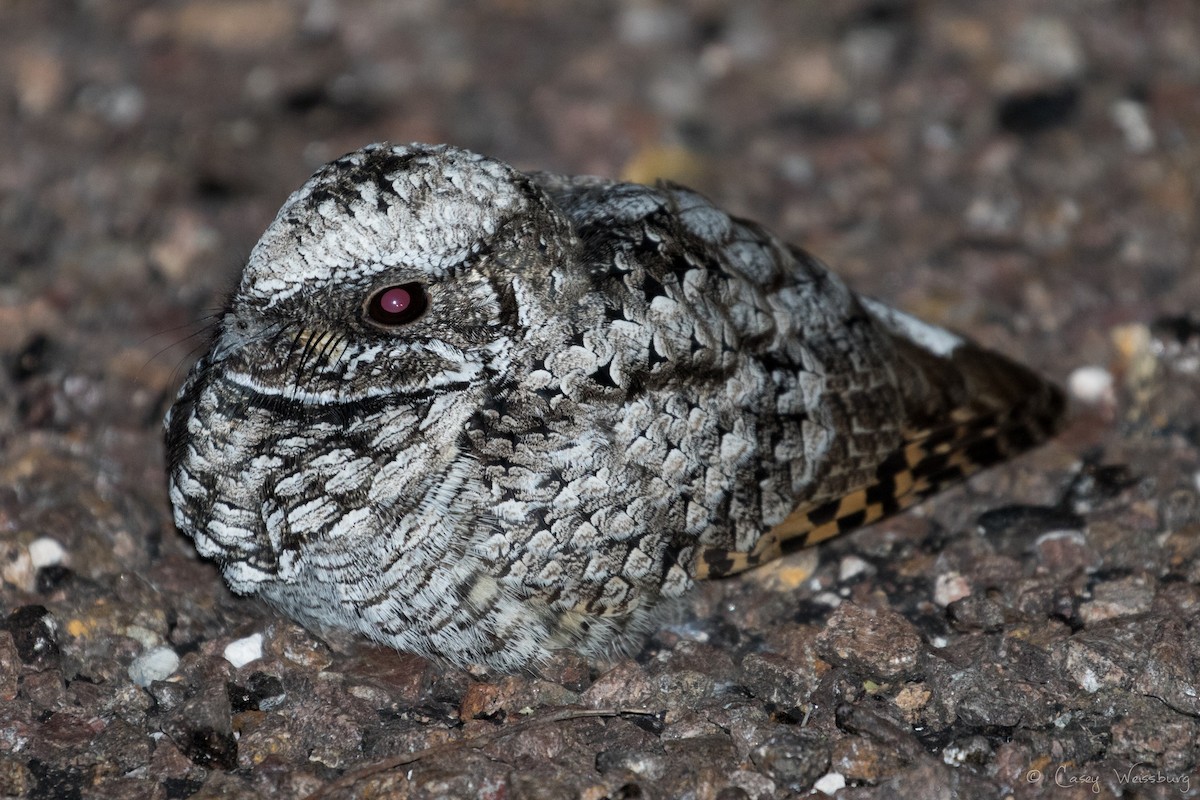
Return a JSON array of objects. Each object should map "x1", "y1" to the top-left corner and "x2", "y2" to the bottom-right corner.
[{"x1": 165, "y1": 143, "x2": 1063, "y2": 670}]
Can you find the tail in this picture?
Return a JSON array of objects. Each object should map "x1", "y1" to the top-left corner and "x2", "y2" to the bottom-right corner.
[{"x1": 695, "y1": 303, "x2": 1065, "y2": 579}]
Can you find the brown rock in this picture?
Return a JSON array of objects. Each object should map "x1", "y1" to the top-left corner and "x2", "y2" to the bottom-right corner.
[{"x1": 816, "y1": 602, "x2": 926, "y2": 682}]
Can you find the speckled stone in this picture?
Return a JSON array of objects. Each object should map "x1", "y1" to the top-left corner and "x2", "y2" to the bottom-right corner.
[{"x1": 815, "y1": 603, "x2": 925, "y2": 682}]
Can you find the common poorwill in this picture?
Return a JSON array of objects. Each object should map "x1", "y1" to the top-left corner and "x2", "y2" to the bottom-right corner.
[{"x1": 165, "y1": 143, "x2": 1064, "y2": 670}]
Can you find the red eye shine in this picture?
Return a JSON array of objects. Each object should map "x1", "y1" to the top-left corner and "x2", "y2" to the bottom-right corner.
[
  {"x1": 380, "y1": 287, "x2": 412, "y2": 314},
  {"x1": 366, "y1": 282, "x2": 428, "y2": 326}
]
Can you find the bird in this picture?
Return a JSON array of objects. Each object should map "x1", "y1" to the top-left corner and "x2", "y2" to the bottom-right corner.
[{"x1": 164, "y1": 142, "x2": 1064, "y2": 671}]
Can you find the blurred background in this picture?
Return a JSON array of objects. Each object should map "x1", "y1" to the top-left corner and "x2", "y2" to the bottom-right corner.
[
  {"x1": 5, "y1": 0, "x2": 1197, "y2": 374},
  {"x1": 2, "y1": 2, "x2": 1200, "y2": 798}
]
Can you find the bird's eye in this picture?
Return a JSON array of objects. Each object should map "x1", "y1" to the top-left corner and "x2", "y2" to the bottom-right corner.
[{"x1": 365, "y1": 283, "x2": 428, "y2": 326}]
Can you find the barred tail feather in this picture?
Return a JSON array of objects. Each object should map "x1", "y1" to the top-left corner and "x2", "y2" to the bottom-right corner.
[{"x1": 695, "y1": 310, "x2": 1065, "y2": 580}]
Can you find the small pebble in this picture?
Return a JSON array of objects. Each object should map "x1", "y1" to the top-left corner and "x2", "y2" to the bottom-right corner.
[
  {"x1": 1110, "y1": 98, "x2": 1155, "y2": 154},
  {"x1": 1079, "y1": 575, "x2": 1153, "y2": 624},
  {"x1": 616, "y1": 4, "x2": 688, "y2": 46},
  {"x1": 223, "y1": 632, "x2": 264, "y2": 668},
  {"x1": 1068, "y1": 366, "x2": 1114, "y2": 405},
  {"x1": 124, "y1": 624, "x2": 161, "y2": 649},
  {"x1": 228, "y1": 671, "x2": 287, "y2": 712},
  {"x1": 0, "y1": 545, "x2": 34, "y2": 592},
  {"x1": 1069, "y1": 661, "x2": 1104, "y2": 694},
  {"x1": 813, "y1": 772, "x2": 846, "y2": 795},
  {"x1": 129, "y1": 646, "x2": 180, "y2": 687},
  {"x1": 1007, "y1": 18, "x2": 1085, "y2": 83},
  {"x1": 816, "y1": 604, "x2": 924, "y2": 681},
  {"x1": 28, "y1": 538, "x2": 66, "y2": 569},
  {"x1": 934, "y1": 571, "x2": 971, "y2": 607},
  {"x1": 1033, "y1": 529, "x2": 1102, "y2": 574},
  {"x1": 838, "y1": 556, "x2": 872, "y2": 583},
  {"x1": 751, "y1": 732, "x2": 832, "y2": 792},
  {"x1": 813, "y1": 591, "x2": 842, "y2": 608},
  {"x1": 4, "y1": 606, "x2": 60, "y2": 665}
]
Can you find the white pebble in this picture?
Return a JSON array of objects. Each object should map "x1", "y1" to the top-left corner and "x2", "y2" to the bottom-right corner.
[
  {"x1": 934, "y1": 571, "x2": 971, "y2": 607},
  {"x1": 942, "y1": 742, "x2": 969, "y2": 766},
  {"x1": 814, "y1": 772, "x2": 847, "y2": 795},
  {"x1": 838, "y1": 555, "x2": 872, "y2": 582},
  {"x1": 1110, "y1": 98, "x2": 1155, "y2": 154},
  {"x1": 1076, "y1": 665, "x2": 1102, "y2": 694},
  {"x1": 128, "y1": 646, "x2": 179, "y2": 687},
  {"x1": 813, "y1": 591, "x2": 843, "y2": 608},
  {"x1": 28, "y1": 537, "x2": 66, "y2": 569},
  {"x1": 1068, "y1": 366, "x2": 1114, "y2": 405},
  {"x1": 223, "y1": 633, "x2": 264, "y2": 668}
]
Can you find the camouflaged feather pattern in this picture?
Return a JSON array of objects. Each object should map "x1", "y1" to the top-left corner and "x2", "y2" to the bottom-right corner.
[{"x1": 165, "y1": 143, "x2": 1063, "y2": 670}]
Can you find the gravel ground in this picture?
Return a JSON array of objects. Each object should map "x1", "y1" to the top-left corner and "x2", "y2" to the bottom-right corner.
[{"x1": 2, "y1": 2, "x2": 1199, "y2": 798}]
